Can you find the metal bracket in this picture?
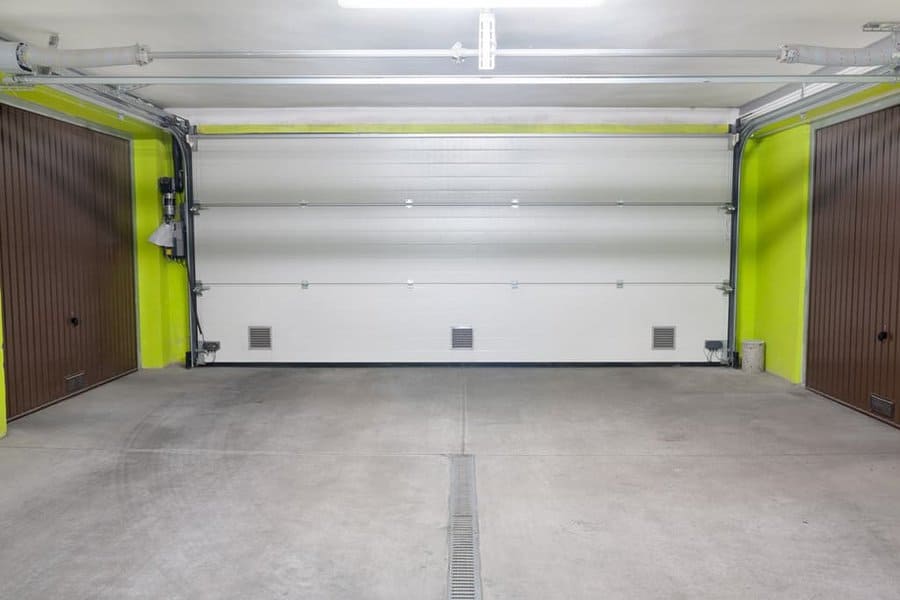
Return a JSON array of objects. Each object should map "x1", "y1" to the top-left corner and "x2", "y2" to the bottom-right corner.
[
  {"x1": 616, "y1": 280, "x2": 625, "y2": 289},
  {"x1": 510, "y1": 198, "x2": 520, "y2": 208},
  {"x1": 34, "y1": 34, "x2": 59, "y2": 76},
  {"x1": 0, "y1": 80, "x2": 34, "y2": 91},
  {"x1": 114, "y1": 84, "x2": 150, "y2": 93},
  {"x1": 451, "y1": 42, "x2": 465, "y2": 64},
  {"x1": 405, "y1": 198, "x2": 414, "y2": 208},
  {"x1": 407, "y1": 279, "x2": 415, "y2": 289},
  {"x1": 192, "y1": 281, "x2": 210, "y2": 296},
  {"x1": 511, "y1": 280, "x2": 519, "y2": 289},
  {"x1": 716, "y1": 281, "x2": 735, "y2": 295},
  {"x1": 862, "y1": 21, "x2": 900, "y2": 32},
  {"x1": 478, "y1": 11, "x2": 497, "y2": 71},
  {"x1": 185, "y1": 134, "x2": 198, "y2": 151},
  {"x1": 720, "y1": 204, "x2": 737, "y2": 214},
  {"x1": 863, "y1": 21, "x2": 900, "y2": 63},
  {"x1": 189, "y1": 204, "x2": 204, "y2": 215},
  {"x1": 729, "y1": 132, "x2": 740, "y2": 150},
  {"x1": 301, "y1": 280, "x2": 309, "y2": 290}
]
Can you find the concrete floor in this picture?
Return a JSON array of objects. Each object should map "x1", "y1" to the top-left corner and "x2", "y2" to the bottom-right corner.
[{"x1": 2, "y1": 367, "x2": 900, "y2": 599}]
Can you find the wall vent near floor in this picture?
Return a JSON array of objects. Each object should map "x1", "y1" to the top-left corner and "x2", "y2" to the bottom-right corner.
[
  {"x1": 451, "y1": 327, "x2": 474, "y2": 350},
  {"x1": 64, "y1": 372, "x2": 86, "y2": 394},
  {"x1": 870, "y1": 394, "x2": 895, "y2": 419},
  {"x1": 248, "y1": 326, "x2": 272, "y2": 350},
  {"x1": 652, "y1": 326, "x2": 676, "y2": 350}
]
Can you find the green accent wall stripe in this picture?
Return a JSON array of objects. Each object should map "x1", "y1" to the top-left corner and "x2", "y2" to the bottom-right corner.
[
  {"x1": 737, "y1": 125, "x2": 811, "y2": 383},
  {"x1": 752, "y1": 84, "x2": 900, "y2": 139},
  {"x1": 1, "y1": 83, "x2": 162, "y2": 138},
  {"x1": 196, "y1": 123, "x2": 731, "y2": 135}
]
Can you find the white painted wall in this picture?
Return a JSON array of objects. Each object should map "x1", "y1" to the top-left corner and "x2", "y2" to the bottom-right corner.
[{"x1": 193, "y1": 134, "x2": 733, "y2": 362}]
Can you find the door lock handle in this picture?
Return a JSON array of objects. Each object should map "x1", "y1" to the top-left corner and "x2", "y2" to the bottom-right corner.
[
  {"x1": 876, "y1": 330, "x2": 890, "y2": 342},
  {"x1": 69, "y1": 316, "x2": 80, "y2": 327}
]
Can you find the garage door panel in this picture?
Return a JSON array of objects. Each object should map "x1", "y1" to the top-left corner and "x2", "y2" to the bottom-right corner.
[
  {"x1": 198, "y1": 285, "x2": 728, "y2": 363},
  {"x1": 195, "y1": 206, "x2": 730, "y2": 283},
  {"x1": 195, "y1": 136, "x2": 732, "y2": 206},
  {"x1": 193, "y1": 134, "x2": 732, "y2": 363}
]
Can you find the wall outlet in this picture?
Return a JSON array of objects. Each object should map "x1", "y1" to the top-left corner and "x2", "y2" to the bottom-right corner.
[{"x1": 705, "y1": 340, "x2": 724, "y2": 351}]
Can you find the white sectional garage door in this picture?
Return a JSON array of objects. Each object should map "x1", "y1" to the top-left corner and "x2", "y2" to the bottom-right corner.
[{"x1": 192, "y1": 134, "x2": 732, "y2": 363}]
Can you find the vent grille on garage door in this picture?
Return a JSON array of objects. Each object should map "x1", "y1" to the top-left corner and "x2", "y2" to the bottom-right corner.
[
  {"x1": 870, "y1": 394, "x2": 895, "y2": 419},
  {"x1": 64, "y1": 372, "x2": 86, "y2": 394},
  {"x1": 248, "y1": 326, "x2": 272, "y2": 350},
  {"x1": 452, "y1": 327, "x2": 474, "y2": 350},
  {"x1": 652, "y1": 326, "x2": 676, "y2": 350}
]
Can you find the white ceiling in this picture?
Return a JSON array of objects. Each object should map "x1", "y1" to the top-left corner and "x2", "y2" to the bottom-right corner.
[{"x1": 1, "y1": 0, "x2": 897, "y2": 111}]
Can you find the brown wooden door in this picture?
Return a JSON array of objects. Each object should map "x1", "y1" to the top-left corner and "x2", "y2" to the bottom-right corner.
[
  {"x1": 0, "y1": 104, "x2": 137, "y2": 420},
  {"x1": 807, "y1": 105, "x2": 900, "y2": 425}
]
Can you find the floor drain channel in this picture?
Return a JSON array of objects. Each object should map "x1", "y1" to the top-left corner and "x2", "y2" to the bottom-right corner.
[{"x1": 448, "y1": 455, "x2": 482, "y2": 600}]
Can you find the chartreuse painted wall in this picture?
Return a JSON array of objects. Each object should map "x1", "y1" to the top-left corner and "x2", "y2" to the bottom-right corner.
[
  {"x1": 736, "y1": 84, "x2": 900, "y2": 383},
  {"x1": 133, "y1": 137, "x2": 190, "y2": 368},
  {"x1": 0, "y1": 84, "x2": 188, "y2": 436},
  {"x1": 736, "y1": 125, "x2": 811, "y2": 383}
]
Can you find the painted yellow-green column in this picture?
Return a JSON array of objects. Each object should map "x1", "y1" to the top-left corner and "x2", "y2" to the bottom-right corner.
[
  {"x1": 133, "y1": 137, "x2": 190, "y2": 368},
  {"x1": 737, "y1": 125, "x2": 811, "y2": 383}
]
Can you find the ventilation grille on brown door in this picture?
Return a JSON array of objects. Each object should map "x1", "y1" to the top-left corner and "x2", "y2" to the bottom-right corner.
[
  {"x1": 652, "y1": 326, "x2": 676, "y2": 350},
  {"x1": 452, "y1": 327, "x2": 474, "y2": 350},
  {"x1": 248, "y1": 326, "x2": 272, "y2": 350},
  {"x1": 65, "y1": 372, "x2": 86, "y2": 394},
  {"x1": 870, "y1": 395, "x2": 895, "y2": 419}
]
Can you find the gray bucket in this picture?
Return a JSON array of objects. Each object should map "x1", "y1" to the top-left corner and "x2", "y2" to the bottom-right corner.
[{"x1": 742, "y1": 340, "x2": 766, "y2": 374}]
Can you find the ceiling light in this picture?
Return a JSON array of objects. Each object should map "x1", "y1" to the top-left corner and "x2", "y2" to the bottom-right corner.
[{"x1": 339, "y1": 0, "x2": 603, "y2": 8}]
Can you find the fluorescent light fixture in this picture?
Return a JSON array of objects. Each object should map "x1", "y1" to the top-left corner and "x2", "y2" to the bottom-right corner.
[{"x1": 339, "y1": 0, "x2": 603, "y2": 7}]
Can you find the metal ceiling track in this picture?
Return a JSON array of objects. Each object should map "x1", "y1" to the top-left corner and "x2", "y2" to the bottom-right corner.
[
  {"x1": 6, "y1": 74, "x2": 900, "y2": 86},
  {"x1": 152, "y1": 48, "x2": 778, "y2": 60},
  {"x1": 195, "y1": 200, "x2": 731, "y2": 208}
]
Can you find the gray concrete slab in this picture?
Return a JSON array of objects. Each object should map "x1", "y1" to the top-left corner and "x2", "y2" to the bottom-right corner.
[
  {"x1": 1, "y1": 366, "x2": 900, "y2": 599},
  {"x1": 6, "y1": 367, "x2": 463, "y2": 455},
  {"x1": 0, "y1": 448, "x2": 448, "y2": 600},
  {"x1": 464, "y1": 367, "x2": 900, "y2": 456},
  {"x1": 478, "y1": 454, "x2": 900, "y2": 600}
]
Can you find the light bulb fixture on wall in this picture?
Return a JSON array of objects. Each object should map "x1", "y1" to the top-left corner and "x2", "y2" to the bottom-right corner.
[
  {"x1": 339, "y1": 0, "x2": 603, "y2": 7},
  {"x1": 148, "y1": 222, "x2": 176, "y2": 248},
  {"x1": 148, "y1": 176, "x2": 187, "y2": 258}
]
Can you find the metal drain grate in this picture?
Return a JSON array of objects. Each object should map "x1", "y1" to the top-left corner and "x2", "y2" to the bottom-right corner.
[{"x1": 448, "y1": 455, "x2": 482, "y2": 600}]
